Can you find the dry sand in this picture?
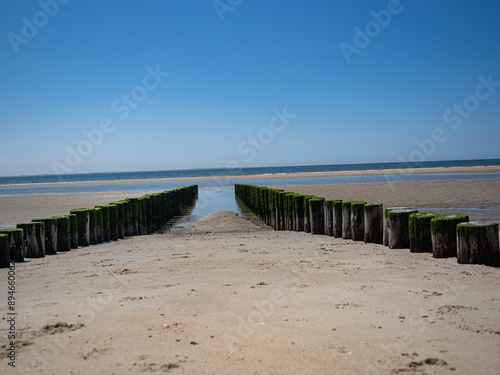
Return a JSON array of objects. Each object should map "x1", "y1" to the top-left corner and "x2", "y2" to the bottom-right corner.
[{"x1": 1, "y1": 172, "x2": 500, "y2": 374}]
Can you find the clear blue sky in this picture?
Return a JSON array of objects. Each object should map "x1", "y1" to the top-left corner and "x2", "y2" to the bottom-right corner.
[{"x1": 1, "y1": 0, "x2": 499, "y2": 176}]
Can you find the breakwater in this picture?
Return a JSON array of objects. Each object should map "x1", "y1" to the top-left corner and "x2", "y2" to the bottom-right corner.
[
  {"x1": 0, "y1": 185, "x2": 198, "y2": 267},
  {"x1": 235, "y1": 184, "x2": 499, "y2": 267}
]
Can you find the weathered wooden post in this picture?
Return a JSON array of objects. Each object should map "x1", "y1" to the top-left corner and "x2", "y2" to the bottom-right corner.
[
  {"x1": 68, "y1": 214, "x2": 78, "y2": 249},
  {"x1": 324, "y1": 200, "x2": 334, "y2": 236},
  {"x1": 303, "y1": 196, "x2": 315, "y2": 233},
  {"x1": 70, "y1": 209, "x2": 90, "y2": 247},
  {"x1": 16, "y1": 222, "x2": 45, "y2": 258},
  {"x1": 383, "y1": 207, "x2": 409, "y2": 246},
  {"x1": 289, "y1": 194, "x2": 297, "y2": 231},
  {"x1": 0, "y1": 234, "x2": 9, "y2": 267},
  {"x1": 351, "y1": 201, "x2": 367, "y2": 241},
  {"x1": 270, "y1": 189, "x2": 278, "y2": 230},
  {"x1": 457, "y1": 221, "x2": 499, "y2": 267},
  {"x1": 409, "y1": 212, "x2": 436, "y2": 253},
  {"x1": 144, "y1": 196, "x2": 152, "y2": 234},
  {"x1": 285, "y1": 193, "x2": 295, "y2": 231},
  {"x1": 127, "y1": 197, "x2": 139, "y2": 236},
  {"x1": 88, "y1": 208, "x2": 98, "y2": 245},
  {"x1": 0, "y1": 229, "x2": 25, "y2": 262},
  {"x1": 431, "y1": 214, "x2": 469, "y2": 258},
  {"x1": 260, "y1": 188, "x2": 267, "y2": 224},
  {"x1": 266, "y1": 189, "x2": 274, "y2": 228},
  {"x1": 364, "y1": 203, "x2": 383, "y2": 244},
  {"x1": 108, "y1": 204, "x2": 119, "y2": 241},
  {"x1": 32, "y1": 218, "x2": 58, "y2": 254},
  {"x1": 332, "y1": 200, "x2": 343, "y2": 238},
  {"x1": 94, "y1": 207, "x2": 104, "y2": 243},
  {"x1": 138, "y1": 196, "x2": 148, "y2": 235},
  {"x1": 385, "y1": 208, "x2": 418, "y2": 249},
  {"x1": 276, "y1": 191, "x2": 286, "y2": 231},
  {"x1": 293, "y1": 194, "x2": 305, "y2": 232},
  {"x1": 119, "y1": 200, "x2": 130, "y2": 237},
  {"x1": 265, "y1": 189, "x2": 274, "y2": 229},
  {"x1": 342, "y1": 201, "x2": 353, "y2": 239},
  {"x1": 109, "y1": 202, "x2": 125, "y2": 239},
  {"x1": 309, "y1": 198, "x2": 325, "y2": 235},
  {"x1": 95, "y1": 205, "x2": 110, "y2": 242},
  {"x1": 51, "y1": 216, "x2": 71, "y2": 251}
]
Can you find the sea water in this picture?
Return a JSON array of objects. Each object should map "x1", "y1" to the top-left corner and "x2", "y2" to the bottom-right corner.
[{"x1": 1, "y1": 158, "x2": 499, "y2": 187}]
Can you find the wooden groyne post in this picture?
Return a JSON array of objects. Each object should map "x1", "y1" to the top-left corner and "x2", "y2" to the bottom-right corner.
[
  {"x1": 68, "y1": 214, "x2": 79, "y2": 249},
  {"x1": 0, "y1": 229, "x2": 25, "y2": 262},
  {"x1": 364, "y1": 203, "x2": 383, "y2": 244},
  {"x1": 324, "y1": 200, "x2": 334, "y2": 236},
  {"x1": 293, "y1": 194, "x2": 305, "y2": 232},
  {"x1": 385, "y1": 208, "x2": 418, "y2": 249},
  {"x1": 332, "y1": 200, "x2": 343, "y2": 238},
  {"x1": 409, "y1": 212, "x2": 436, "y2": 253},
  {"x1": 309, "y1": 198, "x2": 325, "y2": 235},
  {"x1": 431, "y1": 214, "x2": 469, "y2": 258},
  {"x1": 51, "y1": 216, "x2": 71, "y2": 251},
  {"x1": 31, "y1": 218, "x2": 58, "y2": 254},
  {"x1": 16, "y1": 222, "x2": 45, "y2": 258},
  {"x1": 0, "y1": 234, "x2": 9, "y2": 267},
  {"x1": 69, "y1": 209, "x2": 90, "y2": 247},
  {"x1": 350, "y1": 201, "x2": 367, "y2": 241},
  {"x1": 457, "y1": 221, "x2": 499, "y2": 267},
  {"x1": 342, "y1": 201, "x2": 353, "y2": 239}
]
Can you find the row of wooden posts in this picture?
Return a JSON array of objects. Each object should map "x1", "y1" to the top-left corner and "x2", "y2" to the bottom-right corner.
[
  {"x1": 0, "y1": 185, "x2": 198, "y2": 268},
  {"x1": 234, "y1": 184, "x2": 500, "y2": 267}
]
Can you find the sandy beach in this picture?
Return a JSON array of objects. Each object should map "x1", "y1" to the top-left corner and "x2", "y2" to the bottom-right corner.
[{"x1": 1, "y1": 170, "x2": 500, "y2": 374}]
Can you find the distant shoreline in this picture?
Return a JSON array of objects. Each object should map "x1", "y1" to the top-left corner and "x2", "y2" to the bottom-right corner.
[{"x1": 1, "y1": 165, "x2": 499, "y2": 189}]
